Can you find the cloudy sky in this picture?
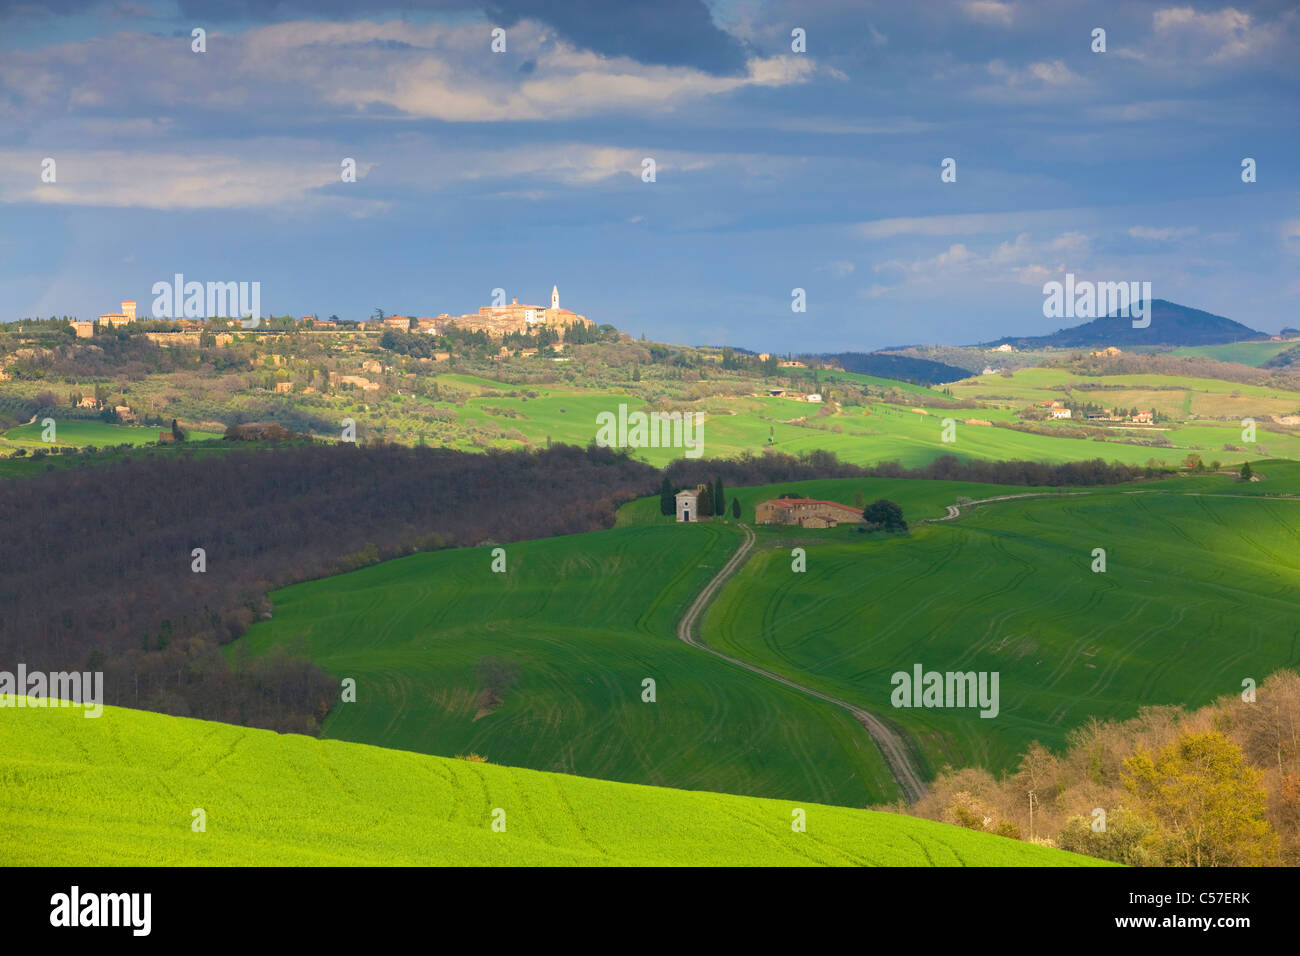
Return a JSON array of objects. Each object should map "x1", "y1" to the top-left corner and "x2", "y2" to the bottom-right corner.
[{"x1": 1, "y1": 0, "x2": 1297, "y2": 351}]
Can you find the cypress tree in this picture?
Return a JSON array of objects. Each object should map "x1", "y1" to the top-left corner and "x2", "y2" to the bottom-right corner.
[
  {"x1": 698, "y1": 485, "x2": 714, "y2": 517},
  {"x1": 714, "y1": 477, "x2": 725, "y2": 517},
  {"x1": 660, "y1": 476, "x2": 675, "y2": 516},
  {"x1": 731, "y1": 497, "x2": 741, "y2": 519}
]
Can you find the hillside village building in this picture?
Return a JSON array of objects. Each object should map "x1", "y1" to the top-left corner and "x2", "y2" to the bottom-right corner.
[
  {"x1": 755, "y1": 498, "x2": 863, "y2": 529},
  {"x1": 443, "y1": 285, "x2": 593, "y2": 341},
  {"x1": 98, "y1": 300, "x2": 137, "y2": 328}
]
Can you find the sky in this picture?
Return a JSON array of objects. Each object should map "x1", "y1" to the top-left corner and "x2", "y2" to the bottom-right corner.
[{"x1": 1, "y1": 0, "x2": 1297, "y2": 352}]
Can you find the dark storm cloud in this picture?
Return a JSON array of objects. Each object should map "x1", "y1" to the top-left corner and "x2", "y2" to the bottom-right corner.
[{"x1": 482, "y1": 0, "x2": 749, "y2": 75}]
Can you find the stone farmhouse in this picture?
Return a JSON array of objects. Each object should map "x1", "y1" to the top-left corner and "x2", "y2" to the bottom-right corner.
[{"x1": 755, "y1": 498, "x2": 863, "y2": 529}]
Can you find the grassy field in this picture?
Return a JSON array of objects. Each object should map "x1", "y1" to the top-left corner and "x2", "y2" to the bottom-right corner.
[
  {"x1": 949, "y1": 366, "x2": 1300, "y2": 421},
  {"x1": 1171, "y1": 342, "x2": 1299, "y2": 367},
  {"x1": 0, "y1": 700, "x2": 1105, "y2": 865},
  {"x1": 0, "y1": 437, "x2": 306, "y2": 479},
  {"x1": 237, "y1": 521, "x2": 901, "y2": 807},
  {"x1": 10, "y1": 361, "x2": 1292, "y2": 473},
  {"x1": 700, "y1": 465, "x2": 1300, "y2": 779},
  {"x1": 239, "y1": 467, "x2": 1300, "y2": 806},
  {"x1": 699, "y1": 396, "x2": 1300, "y2": 469},
  {"x1": 1, "y1": 419, "x2": 222, "y2": 451},
  {"x1": 312, "y1": 367, "x2": 1291, "y2": 468}
]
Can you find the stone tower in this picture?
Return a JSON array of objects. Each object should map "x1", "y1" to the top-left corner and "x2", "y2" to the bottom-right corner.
[{"x1": 551, "y1": 285, "x2": 559, "y2": 311}]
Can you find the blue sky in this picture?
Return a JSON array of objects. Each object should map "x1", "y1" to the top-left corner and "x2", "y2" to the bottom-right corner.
[{"x1": 1, "y1": 0, "x2": 1297, "y2": 351}]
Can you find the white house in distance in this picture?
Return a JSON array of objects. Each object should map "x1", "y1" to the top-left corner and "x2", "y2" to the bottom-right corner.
[{"x1": 675, "y1": 484, "x2": 707, "y2": 522}]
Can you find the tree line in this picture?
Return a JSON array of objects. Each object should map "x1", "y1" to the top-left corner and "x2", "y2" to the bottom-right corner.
[
  {"x1": 666, "y1": 449, "x2": 1160, "y2": 490},
  {"x1": 910, "y1": 670, "x2": 1300, "y2": 866}
]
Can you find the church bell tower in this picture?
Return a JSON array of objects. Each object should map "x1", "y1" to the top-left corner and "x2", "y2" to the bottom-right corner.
[{"x1": 551, "y1": 285, "x2": 559, "y2": 311}]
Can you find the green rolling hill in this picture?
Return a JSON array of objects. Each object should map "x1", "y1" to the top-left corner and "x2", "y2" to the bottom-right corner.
[
  {"x1": 236, "y1": 476, "x2": 1085, "y2": 807},
  {"x1": 236, "y1": 521, "x2": 899, "y2": 807},
  {"x1": 232, "y1": 466, "x2": 1300, "y2": 808},
  {"x1": 701, "y1": 466, "x2": 1300, "y2": 777},
  {"x1": 0, "y1": 700, "x2": 1108, "y2": 866}
]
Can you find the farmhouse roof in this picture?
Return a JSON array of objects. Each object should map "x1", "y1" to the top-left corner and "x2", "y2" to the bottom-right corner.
[{"x1": 765, "y1": 498, "x2": 862, "y2": 514}]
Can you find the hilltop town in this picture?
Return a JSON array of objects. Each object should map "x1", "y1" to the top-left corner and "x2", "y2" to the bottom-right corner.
[{"x1": 71, "y1": 285, "x2": 594, "y2": 343}]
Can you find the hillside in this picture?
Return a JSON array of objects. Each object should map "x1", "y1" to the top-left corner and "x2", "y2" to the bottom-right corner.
[
  {"x1": 0, "y1": 700, "x2": 1107, "y2": 866},
  {"x1": 7, "y1": 306, "x2": 1300, "y2": 476},
  {"x1": 235, "y1": 521, "x2": 900, "y2": 807},
  {"x1": 236, "y1": 474, "x2": 1139, "y2": 809},
  {"x1": 235, "y1": 468, "x2": 1300, "y2": 810},
  {"x1": 821, "y1": 351, "x2": 972, "y2": 385},
  {"x1": 1172, "y1": 341, "x2": 1300, "y2": 368},
  {"x1": 701, "y1": 465, "x2": 1300, "y2": 776},
  {"x1": 986, "y1": 299, "x2": 1265, "y2": 348}
]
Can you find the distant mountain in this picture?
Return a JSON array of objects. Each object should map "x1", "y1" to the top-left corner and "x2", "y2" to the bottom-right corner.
[
  {"x1": 981, "y1": 299, "x2": 1265, "y2": 349},
  {"x1": 822, "y1": 351, "x2": 971, "y2": 385}
]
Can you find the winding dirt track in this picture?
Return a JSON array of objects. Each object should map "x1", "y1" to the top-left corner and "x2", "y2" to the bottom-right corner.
[
  {"x1": 675, "y1": 523, "x2": 927, "y2": 803},
  {"x1": 919, "y1": 491, "x2": 1088, "y2": 523}
]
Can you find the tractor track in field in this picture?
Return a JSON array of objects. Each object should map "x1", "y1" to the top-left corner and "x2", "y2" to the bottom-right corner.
[
  {"x1": 675, "y1": 523, "x2": 927, "y2": 804},
  {"x1": 919, "y1": 486, "x2": 1300, "y2": 526}
]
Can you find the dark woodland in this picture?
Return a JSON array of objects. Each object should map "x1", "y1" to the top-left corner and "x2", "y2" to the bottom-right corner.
[{"x1": 0, "y1": 442, "x2": 656, "y2": 733}]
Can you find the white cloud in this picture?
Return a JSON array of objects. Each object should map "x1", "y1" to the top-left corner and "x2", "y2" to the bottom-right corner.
[
  {"x1": 464, "y1": 144, "x2": 741, "y2": 184},
  {"x1": 1151, "y1": 6, "x2": 1277, "y2": 63},
  {"x1": 774, "y1": 116, "x2": 935, "y2": 135},
  {"x1": 963, "y1": 1, "x2": 1015, "y2": 27},
  {"x1": 1282, "y1": 219, "x2": 1300, "y2": 256},
  {"x1": 0, "y1": 139, "x2": 751, "y2": 209},
  {"x1": 870, "y1": 231, "x2": 1096, "y2": 295},
  {"x1": 856, "y1": 211, "x2": 1061, "y2": 240},
  {"x1": 0, "y1": 19, "x2": 814, "y2": 126},
  {"x1": 275, "y1": 20, "x2": 814, "y2": 122},
  {"x1": 1083, "y1": 100, "x2": 1192, "y2": 122},
  {"x1": 961, "y1": 57, "x2": 1088, "y2": 104},
  {"x1": 1129, "y1": 225, "x2": 1198, "y2": 241},
  {"x1": 0, "y1": 147, "x2": 372, "y2": 210}
]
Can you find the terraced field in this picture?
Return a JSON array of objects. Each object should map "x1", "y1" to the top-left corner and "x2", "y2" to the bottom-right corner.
[
  {"x1": 701, "y1": 470, "x2": 1300, "y2": 777},
  {"x1": 237, "y1": 522, "x2": 900, "y2": 807},
  {"x1": 0, "y1": 701, "x2": 1105, "y2": 865}
]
